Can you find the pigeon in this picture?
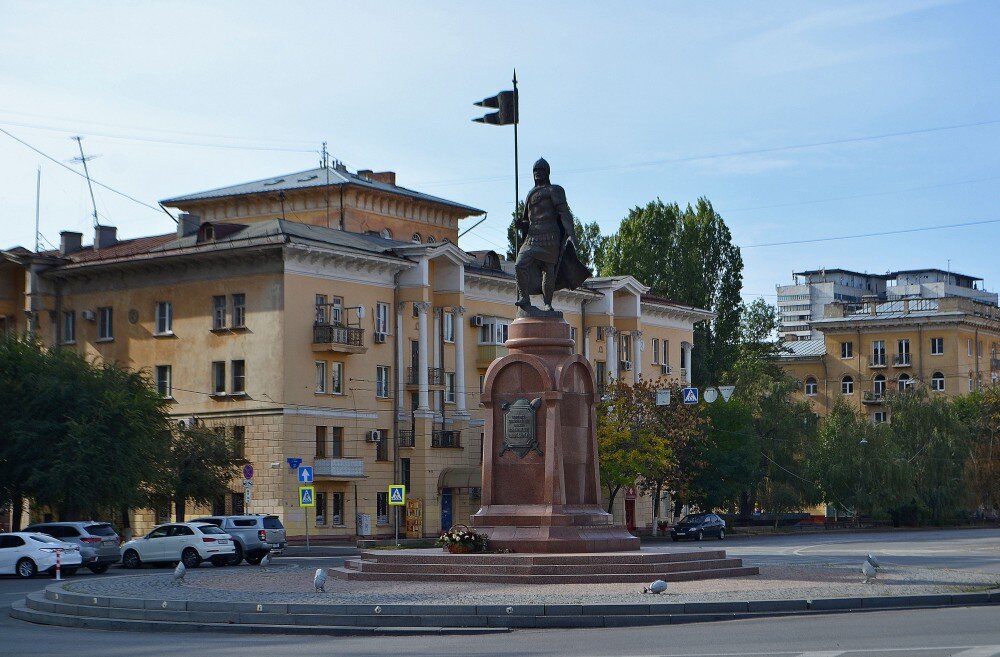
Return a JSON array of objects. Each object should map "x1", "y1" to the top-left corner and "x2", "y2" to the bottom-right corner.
[
  {"x1": 861, "y1": 560, "x2": 878, "y2": 583},
  {"x1": 314, "y1": 568, "x2": 328, "y2": 593},
  {"x1": 866, "y1": 553, "x2": 881, "y2": 570},
  {"x1": 643, "y1": 579, "x2": 668, "y2": 594},
  {"x1": 259, "y1": 553, "x2": 271, "y2": 570},
  {"x1": 173, "y1": 561, "x2": 186, "y2": 583}
]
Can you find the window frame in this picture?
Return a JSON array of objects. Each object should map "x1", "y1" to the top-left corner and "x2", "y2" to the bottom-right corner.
[
  {"x1": 841, "y1": 376, "x2": 854, "y2": 395},
  {"x1": 331, "y1": 362, "x2": 344, "y2": 395},
  {"x1": 840, "y1": 341, "x2": 853, "y2": 359},
  {"x1": 804, "y1": 377, "x2": 818, "y2": 396},
  {"x1": 930, "y1": 337, "x2": 944, "y2": 356},
  {"x1": 212, "y1": 295, "x2": 227, "y2": 330},
  {"x1": 330, "y1": 426, "x2": 343, "y2": 458},
  {"x1": 231, "y1": 293, "x2": 246, "y2": 328},
  {"x1": 212, "y1": 361, "x2": 226, "y2": 394},
  {"x1": 376, "y1": 365, "x2": 390, "y2": 399},
  {"x1": 155, "y1": 301, "x2": 173, "y2": 335},
  {"x1": 375, "y1": 302, "x2": 390, "y2": 335},
  {"x1": 315, "y1": 426, "x2": 327, "y2": 458},
  {"x1": 231, "y1": 359, "x2": 246, "y2": 394},
  {"x1": 62, "y1": 310, "x2": 76, "y2": 344},
  {"x1": 445, "y1": 371, "x2": 456, "y2": 404},
  {"x1": 98, "y1": 306, "x2": 113, "y2": 341},
  {"x1": 651, "y1": 338, "x2": 660, "y2": 364},
  {"x1": 931, "y1": 372, "x2": 945, "y2": 392},
  {"x1": 155, "y1": 365, "x2": 172, "y2": 398},
  {"x1": 443, "y1": 312, "x2": 454, "y2": 343},
  {"x1": 376, "y1": 491, "x2": 389, "y2": 525},
  {"x1": 315, "y1": 361, "x2": 327, "y2": 394}
]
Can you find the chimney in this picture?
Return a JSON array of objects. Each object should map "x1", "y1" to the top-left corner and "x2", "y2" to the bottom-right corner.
[
  {"x1": 370, "y1": 171, "x2": 396, "y2": 186},
  {"x1": 94, "y1": 225, "x2": 118, "y2": 250},
  {"x1": 177, "y1": 213, "x2": 201, "y2": 238},
  {"x1": 60, "y1": 231, "x2": 83, "y2": 256},
  {"x1": 356, "y1": 169, "x2": 374, "y2": 180}
]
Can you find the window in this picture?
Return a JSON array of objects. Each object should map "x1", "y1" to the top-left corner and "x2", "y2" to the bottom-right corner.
[
  {"x1": 315, "y1": 294, "x2": 328, "y2": 324},
  {"x1": 804, "y1": 377, "x2": 817, "y2": 396},
  {"x1": 330, "y1": 297, "x2": 343, "y2": 324},
  {"x1": 331, "y1": 362, "x2": 343, "y2": 394},
  {"x1": 597, "y1": 326, "x2": 605, "y2": 342},
  {"x1": 897, "y1": 373, "x2": 911, "y2": 392},
  {"x1": 930, "y1": 337, "x2": 944, "y2": 355},
  {"x1": 871, "y1": 340, "x2": 885, "y2": 366},
  {"x1": 445, "y1": 372, "x2": 456, "y2": 403},
  {"x1": 931, "y1": 372, "x2": 945, "y2": 392},
  {"x1": 330, "y1": 426, "x2": 343, "y2": 458},
  {"x1": 969, "y1": 374, "x2": 975, "y2": 392},
  {"x1": 596, "y1": 361, "x2": 606, "y2": 396},
  {"x1": 212, "y1": 295, "x2": 226, "y2": 330},
  {"x1": 651, "y1": 338, "x2": 660, "y2": 364},
  {"x1": 840, "y1": 342, "x2": 853, "y2": 359},
  {"x1": 400, "y1": 457, "x2": 410, "y2": 491},
  {"x1": 376, "y1": 492, "x2": 389, "y2": 525},
  {"x1": 978, "y1": 340, "x2": 983, "y2": 359},
  {"x1": 62, "y1": 311, "x2": 75, "y2": 343},
  {"x1": 381, "y1": 228, "x2": 392, "y2": 240},
  {"x1": 232, "y1": 425, "x2": 245, "y2": 458},
  {"x1": 315, "y1": 492, "x2": 327, "y2": 526},
  {"x1": 479, "y1": 374, "x2": 485, "y2": 394},
  {"x1": 897, "y1": 339, "x2": 910, "y2": 365},
  {"x1": 155, "y1": 301, "x2": 173, "y2": 334},
  {"x1": 376, "y1": 365, "x2": 390, "y2": 399},
  {"x1": 315, "y1": 361, "x2": 327, "y2": 393},
  {"x1": 331, "y1": 492, "x2": 344, "y2": 525},
  {"x1": 443, "y1": 312, "x2": 454, "y2": 342},
  {"x1": 212, "y1": 362, "x2": 226, "y2": 394},
  {"x1": 619, "y1": 333, "x2": 632, "y2": 366},
  {"x1": 479, "y1": 318, "x2": 509, "y2": 345},
  {"x1": 155, "y1": 365, "x2": 172, "y2": 398},
  {"x1": 968, "y1": 339, "x2": 974, "y2": 357},
  {"x1": 841, "y1": 376, "x2": 854, "y2": 395},
  {"x1": 315, "y1": 426, "x2": 327, "y2": 458},
  {"x1": 375, "y1": 302, "x2": 390, "y2": 335},
  {"x1": 873, "y1": 374, "x2": 886, "y2": 396},
  {"x1": 411, "y1": 232, "x2": 421, "y2": 243},
  {"x1": 232, "y1": 294, "x2": 246, "y2": 328},
  {"x1": 873, "y1": 411, "x2": 887, "y2": 424},
  {"x1": 98, "y1": 306, "x2": 113, "y2": 340},
  {"x1": 663, "y1": 340, "x2": 669, "y2": 366},
  {"x1": 231, "y1": 359, "x2": 246, "y2": 394},
  {"x1": 376, "y1": 431, "x2": 389, "y2": 461}
]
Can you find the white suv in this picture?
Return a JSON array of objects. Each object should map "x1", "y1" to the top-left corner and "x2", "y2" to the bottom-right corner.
[{"x1": 121, "y1": 522, "x2": 236, "y2": 569}]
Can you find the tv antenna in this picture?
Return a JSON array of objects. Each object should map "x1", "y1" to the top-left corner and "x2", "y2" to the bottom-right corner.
[{"x1": 70, "y1": 136, "x2": 101, "y2": 228}]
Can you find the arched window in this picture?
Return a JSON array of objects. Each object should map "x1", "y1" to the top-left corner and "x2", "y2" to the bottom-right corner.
[
  {"x1": 841, "y1": 376, "x2": 854, "y2": 395},
  {"x1": 873, "y1": 374, "x2": 886, "y2": 396},
  {"x1": 897, "y1": 373, "x2": 912, "y2": 392},
  {"x1": 931, "y1": 372, "x2": 945, "y2": 392},
  {"x1": 411, "y1": 232, "x2": 421, "y2": 244},
  {"x1": 804, "y1": 377, "x2": 817, "y2": 396},
  {"x1": 381, "y1": 228, "x2": 392, "y2": 240},
  {"x1": 426, "y1": 235, "x2": 436, "y2": 244}
]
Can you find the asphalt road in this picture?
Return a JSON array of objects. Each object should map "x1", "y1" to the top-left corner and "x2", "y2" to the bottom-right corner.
[{"x1": 1, "y1": 528, "x2": 998, "y2": 656}]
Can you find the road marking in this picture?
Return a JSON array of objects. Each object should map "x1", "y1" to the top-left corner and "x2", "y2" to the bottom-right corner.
[
  {"x1": 950, "y1": 648, "x2": 1000, "y2": 657},
  {"x1": 795, "y1": 652, "x2": 845, "y2": 657}
]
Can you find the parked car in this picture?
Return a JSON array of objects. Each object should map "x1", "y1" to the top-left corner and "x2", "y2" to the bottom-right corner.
[
  {"x1": 0, "y1": 532, "x2": 83, "y2": 578},
  {"x1": 670, "y1": 513, "x2": 727, "y2": 541},
  {"x1": 190, "y1": 515, "x2": 286, "y2": 565},
  {"x1": 120, "y1": 522, "x2": 235, "y2": 569},
  {"x1": 23, "y1": 521, "x2": 121, "y2": 574}
]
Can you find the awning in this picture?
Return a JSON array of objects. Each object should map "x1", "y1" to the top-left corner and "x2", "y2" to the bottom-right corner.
[{"x1": 437, "y1": 467, "x2": 482, "y2": 490}]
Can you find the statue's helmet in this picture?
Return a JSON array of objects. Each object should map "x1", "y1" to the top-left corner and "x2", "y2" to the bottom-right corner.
[{"x1": 532, "y1": 157, "x2": 550, "y2": 176}]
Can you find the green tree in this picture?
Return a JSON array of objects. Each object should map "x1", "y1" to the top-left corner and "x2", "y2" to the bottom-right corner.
[
  {"x1": 599, "y1": 198, "x2": 743, "y2": 385},
  {"x1": 696, "y1": 399, "x2": 760, "y2": 513},
  {"x1": 168, "y1": 425, "x2": 248, "y2": 521},
  {"x1": 954, "y1": 388, "x2": 1000, "y2": 515}
]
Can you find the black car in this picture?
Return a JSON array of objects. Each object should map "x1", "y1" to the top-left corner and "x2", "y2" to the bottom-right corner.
[{"x1": 670, "y1": 513, "x2": 726, "y2": 541}]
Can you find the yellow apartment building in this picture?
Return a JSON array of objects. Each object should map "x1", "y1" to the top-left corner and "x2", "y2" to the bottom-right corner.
[{"x1": 1, "y1": 164, "x2": 712, "y2": 538}]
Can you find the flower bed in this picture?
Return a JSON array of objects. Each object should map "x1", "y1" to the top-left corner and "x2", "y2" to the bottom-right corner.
[{"x1": 435, "y1": 524, "x2": 489, "y2": 553}]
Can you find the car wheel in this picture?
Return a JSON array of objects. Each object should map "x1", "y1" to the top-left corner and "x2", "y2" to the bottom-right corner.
[
  {"x1": 16, "y1": 558, "x2": 37, "y2": 578},
  {"x1": 122, "y1": 550, "x2": 142, "y2": 569},
  {"x1": 210, "y1": 557, "x2": 229, "y2": 567},
  {"x1": 88, "y1": 563, "x2": 111, "y2": 574},
  {"x1": 696, "y1": 530, "x2": 704, "y2": 541},
  {"x1": 718, "y1": 528, "x2": 726, "y2": 540},
  {"x1": 181, "y1": 548, "x2": 202, "y2": 569},
  {"x1": 229, "y1": 542, "x2": 245, "y2": 566},
  {"x1": 244, "y1": 552, "x2": 264, "y2": 566}
]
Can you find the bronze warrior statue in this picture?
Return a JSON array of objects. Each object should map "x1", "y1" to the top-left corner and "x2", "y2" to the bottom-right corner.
[{"x1": 514, "y1": 158, "x2": 591, "y2": 315}]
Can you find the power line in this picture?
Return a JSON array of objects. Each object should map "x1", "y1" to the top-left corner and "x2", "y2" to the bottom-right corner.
[{"x1": 742, "y1": 216, "x2": 1000, "y2": 249}]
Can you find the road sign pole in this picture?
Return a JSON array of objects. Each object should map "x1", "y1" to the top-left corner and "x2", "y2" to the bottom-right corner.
[
  {"x1": 306, "y1": 505, "x2": 310, "y2": 551},
  {"x1": 394, "y1": 505, "x2": 399, "y2": 546}
]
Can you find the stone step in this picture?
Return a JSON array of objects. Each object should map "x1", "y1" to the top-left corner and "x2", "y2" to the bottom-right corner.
[
  {"x1": 344, "y1": 557, "x2": 746, "y2": 576},
  {"x1": 359, "y1": 549, "x2": 728, "y2": 565},
  {"x1": 331, "y1": 565, "x2": 760, "y2": 584}
]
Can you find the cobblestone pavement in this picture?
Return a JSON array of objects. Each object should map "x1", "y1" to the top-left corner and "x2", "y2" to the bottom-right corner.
[{"x1": 62, "y1": 562, "x2": 1000, "y2": 606}]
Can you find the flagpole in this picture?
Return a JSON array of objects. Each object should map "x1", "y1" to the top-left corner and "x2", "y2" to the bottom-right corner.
[{"x1": 513, "y1": 69, "x2": 519, "y2": 256}]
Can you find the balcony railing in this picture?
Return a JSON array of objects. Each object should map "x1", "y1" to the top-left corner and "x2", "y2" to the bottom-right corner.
[
  {"x1": 312, "y1": 325, "x2": 365, "y2": 353},
  {"x1": 313, "y1": 458, "x2": 365, "y2": 478},
  {"x1": 397, "y1": 429, "x2": 415, "y2": 448},
  {"x1": 862, "y1": 391, "x2": 884, "y2": 404},
  {"x1": 476, "y1": 344, "x2": 508, "y2": 369},
  {"x1": 406, "y1": 367, "x2": 445, "y2": 386},
  {"x1": 431, "y1": 430, "x2": 462, "y2": 448},
  {"x1": 868, "y1": 355, "x2": 887, "y2": 368},
  {"x1": 893, "y1": 353, "x2": 912, "y2": 367},
  {"x1": 992, "y1": 358, "x2": 1000, "y2": 371}
]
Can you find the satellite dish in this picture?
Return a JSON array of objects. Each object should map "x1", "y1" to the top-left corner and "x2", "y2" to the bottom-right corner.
[{"x1": 356, "y1": 306, "x2": 366, "y2": 319}]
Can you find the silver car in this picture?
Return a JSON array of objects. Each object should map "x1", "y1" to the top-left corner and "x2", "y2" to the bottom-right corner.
[{"x1": 23, "y1": 521, "x2": 122, "y2": 574}]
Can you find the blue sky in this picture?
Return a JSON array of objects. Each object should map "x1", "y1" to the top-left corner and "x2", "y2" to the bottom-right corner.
[{"x1": 1, "y1": 1, "x2": 998, "y2": 303}]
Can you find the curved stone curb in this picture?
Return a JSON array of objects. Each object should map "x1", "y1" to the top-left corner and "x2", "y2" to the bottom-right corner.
[{"x1": 10, "y1": 581, "x2": 1000, "y2": 635}]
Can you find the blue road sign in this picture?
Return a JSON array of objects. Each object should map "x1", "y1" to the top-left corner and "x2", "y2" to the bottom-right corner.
[
  {"x1": 298, "y1": 466, "x2": 314, "y2": 483},
  {"x1": 389, "y1": 485, "x2": 406, "y2": 506},
  {"x1": 298, "y1": 486, "x2": 315, "y2": 507},
  {"x1": 287, "y1": 458, "x2": 302, "y2": 470},
  {"x1": 682, "y1": 387, "x2": 699, "y2": 405}
]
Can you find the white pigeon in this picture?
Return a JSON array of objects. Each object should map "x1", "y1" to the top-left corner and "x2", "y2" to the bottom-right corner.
[
  {"x1": 861, "y1": 560, "x2": 878, "y2": 583},
  {"x1": 866, "y1": 553, "x2": 881, "y2": 569},
  {"x1": 314, "y1": 568, "x2": 328, "y2": 593},
  {"x1": 643, "y1": 580, "x2": 668, "y2": 594},
  {"x1": 173, "y1": 561, "x2": 186, "y2": 583},
  {"x1": 259, "y1": 553, "x2": 271, "y2": 569}
]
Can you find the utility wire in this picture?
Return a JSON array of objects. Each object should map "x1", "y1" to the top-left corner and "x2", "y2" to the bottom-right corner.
[{"x1": 742, "y1": 217, "x2": 1000, "y2": 249}]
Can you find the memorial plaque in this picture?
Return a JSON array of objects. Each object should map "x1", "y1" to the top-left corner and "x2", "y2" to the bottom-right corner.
[{"x1": 499, "y1": 397, "x2": 542, "y2": 457}]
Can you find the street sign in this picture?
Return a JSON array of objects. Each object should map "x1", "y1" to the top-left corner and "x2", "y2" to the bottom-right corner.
[
  {"x1": 682, "y1": 387, "x2": 699, "y2": 405},
  {"x1": 389, "y1": 485, "x2": 406, "y2": 506},
  {"x1": 242, "y1": 479, "x2": 253, "y2": 490},
  {"x1": 298, "y1": 466, "x2": 314, "y2": 483},
  {"x1": 655, "y1": 389, "x2": 671, "y2": 406},
  {"x1": 287, "y1": 458, "x2": 302, "y2": 470},
  {"x1": 242, "y1": 464, "x2": 254, "y2": 480},
  {"x1": 299, "y1": 486, "x2": 315, "y2": 507},
  {"x1": 704, "y1": 387, "x2": 719, "y2": 403},
  {"x1": 718, "y1": 385, "x2": 736, "y2": 402}
]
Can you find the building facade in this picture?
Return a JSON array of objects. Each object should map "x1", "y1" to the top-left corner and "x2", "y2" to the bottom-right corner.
[{"x1": 2, "y1": 165, "x2": 712, "y2": 538}]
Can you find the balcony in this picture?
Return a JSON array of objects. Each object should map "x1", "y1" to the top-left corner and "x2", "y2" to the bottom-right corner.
[
  {"x1": 313, "y1": 458, "x2": 365, "y2": 479},
  {"x1": 893, "y1": 354, "x2": 912, "y2": 367},
  {"x1": 992, "y1": 358, "x2": 1000, "y2": 371},
  {"x1": 432, "y1": 430, "x2": 462, "y2": 448},
  {"x1": 476, "y1": 344, "x2": 508, "y2": 369},
  {"x1": 867, "y1": 356, "x2": 887, "y2": 368},
  {"x1": 406, "y1": 367, "x2": 445, "y2": 388},
  {"x1": 312, "y1": 325, "x2": 366, "y2": 354},
  {"x1": 862, "y1": 391, "x2": 884, "y2": 405},
  {"x1": 397, "y1": 429, "x2": 415, "y2": 448}
]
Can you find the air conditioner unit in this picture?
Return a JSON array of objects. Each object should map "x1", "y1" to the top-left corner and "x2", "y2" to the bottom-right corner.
[
  {"x1": 366, "y1": 429, "x2": 381, "y2": 443},
  {"x1": 177, "y1": 417, "x2": 200, "y2": 430},
  {"x1": 81, "y1": 310, "x2": 96, "y2": 321},
  {"x1": 373, "y1": 331, "x2": 387, "y2": 344},
  {"x1": 470, "y1": 315, "x2": 484, "y2": 327},
  {"x1": 661, "y1": 364, "x2": 672, "y2": 375},
  {"x1": 621, "y1": 361, "x2": 633, "y2": 372}
]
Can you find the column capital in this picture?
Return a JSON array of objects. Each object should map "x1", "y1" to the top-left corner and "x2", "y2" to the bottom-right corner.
[
  {"x1": 452, "y1": 305, "x2": 466, "y2": 316},
  {"x1": 413, "y1": 301, "x2": 431, "y2": 315},
  {"x1": 396, "y1": 301, "x2": 408, "y2": 312},
  {"x1": 632, "y1": 330, "x2": 643, "y2": 339},
  {"x1": 432, "y1": 306, "x2": 443, "y2": 318},
  {"x1": 584, "y1": 327, "x2": 592, "y2": 336},
  {"x1": 605, "y1": 326, "x2": 617, "y2": 337}
]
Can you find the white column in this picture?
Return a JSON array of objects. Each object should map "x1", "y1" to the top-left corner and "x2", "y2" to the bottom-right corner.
[
  {"x1": 415, "y1": 301, "x2": 430, "y2": 411},
  {"x1": 396, "y1": 302, "x2": 406, "y2": 421},
  {"x1": 433, "y1": 308, "x2": 442, "y2": 370},
  {"x1": 683, "y1": 343, "x2": 693, "y2": 384},
  {"x1": 582, "y1": 327, "x2": 591, "y2": 360},
  {"x1": 633, "y1": 330, "x2": 643, "y2": 384},
  {"x1": 453, "y1": 306, "x2": 468, "y2": 418},
  {"x1": 606, "y1": 327, "x2": 618, "y2": 381}
]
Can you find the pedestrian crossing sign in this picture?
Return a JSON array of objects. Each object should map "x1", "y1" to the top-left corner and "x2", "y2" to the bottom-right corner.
[
  {"x1": 389, "y1": 485, "x2": 406, "y2": 506},
  {"x1": 299, "y1": 486, "x2": 315, "y2": 507},
  {"x1": 682, "y1": 387, "x2": 699, "y2": 404}
]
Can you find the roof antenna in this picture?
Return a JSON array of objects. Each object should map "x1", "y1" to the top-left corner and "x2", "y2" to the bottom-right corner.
[
  {"x1": 322, "y1": 141, "x2": 330, "y2": 228},
  {"x1": 34, "y1": 166, "x2": 42, "y2": 253},
  {"x1": 70, "y1": 136, "x2": 100, "y2": 228}
]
